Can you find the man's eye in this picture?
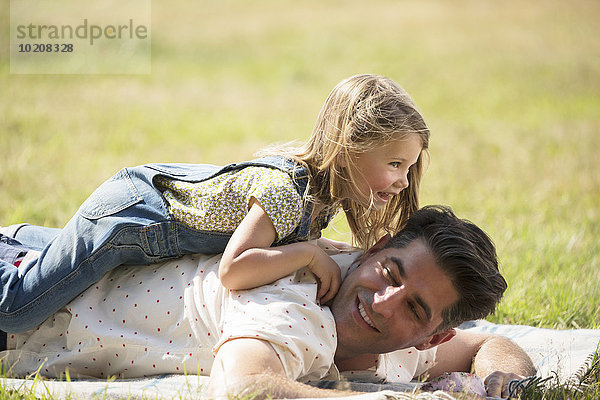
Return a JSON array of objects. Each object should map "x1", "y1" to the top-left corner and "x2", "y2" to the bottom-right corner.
[
  {"x1": 409, "y1": 303, "x2": 421, "y2": 320},
  {"x1": 379, "y1": 262, "x2": 398, "y2": 285},
  {"x1": 384, "y1": 266, "x2": 394, "y2": 280}
]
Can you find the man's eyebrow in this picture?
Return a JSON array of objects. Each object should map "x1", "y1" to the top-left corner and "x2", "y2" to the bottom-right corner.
[{"x1": 390, "y1": 257, "x2": 432, "y2": 322}]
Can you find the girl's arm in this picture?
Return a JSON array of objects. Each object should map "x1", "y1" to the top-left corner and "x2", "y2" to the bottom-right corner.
[
  {"x1": 317, "y1": 237, "x2": 355, "y2": 251},
  {"x1": 219, "y1": 198, "x2": 341, "y2": 303}
]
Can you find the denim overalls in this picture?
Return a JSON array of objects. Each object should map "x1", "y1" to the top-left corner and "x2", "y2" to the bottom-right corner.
[{"x1": 0, "y1": 156, "x2": 316, "y2": 332}]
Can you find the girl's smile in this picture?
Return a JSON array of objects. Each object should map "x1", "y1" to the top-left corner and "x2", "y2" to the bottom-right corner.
[{"x1": 349, "y1": 135, "x2": 423, "y2": 210}]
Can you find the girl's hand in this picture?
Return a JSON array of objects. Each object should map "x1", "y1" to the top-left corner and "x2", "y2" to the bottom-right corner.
[
  {"x1": 307, "y1": 247, "x2": 342, "y2": 304},
  {"x1": 221, "y1": 200, "x2": 342, "y2": 296},
  {"x1": 317, "y1": 237, "x2": 355, "y2": 252}
]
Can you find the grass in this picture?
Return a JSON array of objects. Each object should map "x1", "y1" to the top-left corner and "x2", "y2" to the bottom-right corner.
[
  {"x1": 515, "y1": 349, "x2": 600, "y2": 400},
  {"x1": 1, "y1": 0, "x2": 599, "y2": 398}
]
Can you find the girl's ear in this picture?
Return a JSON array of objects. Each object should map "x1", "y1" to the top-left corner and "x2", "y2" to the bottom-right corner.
[{"x1": 336, "y1": 152, "x2": 347, "y2": 168}]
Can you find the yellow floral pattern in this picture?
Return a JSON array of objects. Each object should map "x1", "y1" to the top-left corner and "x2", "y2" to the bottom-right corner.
[{"x1": 157, "y1": 167, "x2": 303, "y2": 241}]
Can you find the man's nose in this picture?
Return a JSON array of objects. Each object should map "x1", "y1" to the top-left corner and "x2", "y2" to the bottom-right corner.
[{"x1": 372, "y1": 285, "x2": 404, "y2": 319}]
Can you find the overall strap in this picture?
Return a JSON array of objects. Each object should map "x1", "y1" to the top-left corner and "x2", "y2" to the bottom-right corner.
[
  {"x1": 140, "y1": 156, "x2": 314, "y2": 242},
  {"x1": 227, "y1": 156, "x2": 313, "y2": 242},
  {"x1": 223, "y1": 156, "x2": 310, "y2": 199}
]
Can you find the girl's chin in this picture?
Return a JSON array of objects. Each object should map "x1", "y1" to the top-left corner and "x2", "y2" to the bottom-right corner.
[
  {"x1": 352, "y1": 194, "x2": 387, "y2": 210},
  {"x1": 372, "y1": 197, "x2": 388, "y2": 209}
]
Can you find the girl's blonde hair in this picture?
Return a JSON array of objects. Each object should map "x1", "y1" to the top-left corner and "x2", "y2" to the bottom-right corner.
[{"x1": 261, "y1": 74, "x2": 430, "y2": 249}]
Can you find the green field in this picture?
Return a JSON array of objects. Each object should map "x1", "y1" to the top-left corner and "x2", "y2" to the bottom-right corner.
[{"x1": 1, "y1": 0, "x2": 599, "y2": 397}]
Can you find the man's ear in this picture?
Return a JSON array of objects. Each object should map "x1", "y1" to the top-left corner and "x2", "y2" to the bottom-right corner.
[
  {"x1": 414, "y1": 329, "x2": 456, "y2": 351},
  {"x1": 360, "y1": 234, "x2": 391, "y2": 259}
]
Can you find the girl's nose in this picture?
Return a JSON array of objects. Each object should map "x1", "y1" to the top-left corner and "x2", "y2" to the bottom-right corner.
[
  {"x1": 372, "y1": 285, "x2": 404, "y2": 319},
  {"x1": 395, "y1": 172, "x2": 409, "y2": 190}
]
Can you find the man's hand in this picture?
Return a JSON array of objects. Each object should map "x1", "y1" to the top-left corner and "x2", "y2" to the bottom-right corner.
[
  {"x1": 484, "y1": 371, "x2": 528, "y2": 398},
  {"x1": 425, "y1": 330, "x2": 536, "y2": 398}
]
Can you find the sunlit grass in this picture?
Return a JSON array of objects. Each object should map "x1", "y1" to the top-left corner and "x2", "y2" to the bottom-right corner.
[{"x1": 1, "y1": 0, "x2": 599, "y2": 398}]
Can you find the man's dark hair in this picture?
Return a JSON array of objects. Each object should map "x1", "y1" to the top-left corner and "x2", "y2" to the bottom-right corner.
[{"x1": 385, "y1": 205, "x2": 507, "y2": 332}]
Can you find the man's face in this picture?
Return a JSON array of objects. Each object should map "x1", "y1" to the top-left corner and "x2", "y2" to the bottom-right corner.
[{"x1": 331, "y1": 238, "x2": 459, "y2": 360}]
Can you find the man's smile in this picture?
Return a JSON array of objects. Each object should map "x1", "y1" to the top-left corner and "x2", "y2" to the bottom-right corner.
[{"x1": 356, "y1": 298, "x2": 379, "y2": 332}]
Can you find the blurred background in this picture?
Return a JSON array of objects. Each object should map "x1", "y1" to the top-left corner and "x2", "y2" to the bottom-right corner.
[{"x1": 1, "y1": 0, "x2": 598, "y2": 328}]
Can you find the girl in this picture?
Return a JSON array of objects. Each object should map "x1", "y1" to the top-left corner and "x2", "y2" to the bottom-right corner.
[{"x1": 0, "y1": 74, "x2": 429, "y2": 333}]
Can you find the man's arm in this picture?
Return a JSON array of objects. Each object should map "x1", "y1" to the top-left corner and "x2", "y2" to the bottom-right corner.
[
  {"x1": 208, "y1": 338, "x2": 359, "y2": 399},
  {"x1": 425, "y1": 330, "x2": 536, "y2": 397}
]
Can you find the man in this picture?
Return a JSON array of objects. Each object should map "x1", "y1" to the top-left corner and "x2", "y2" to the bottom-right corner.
[{"x1": 0, "y1": 206, "x2": 535, "y2": 398}]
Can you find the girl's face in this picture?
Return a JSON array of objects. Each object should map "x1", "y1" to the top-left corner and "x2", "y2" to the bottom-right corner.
[{"x1": 348, "y1": 135, "x2": 422, "y2": 210}]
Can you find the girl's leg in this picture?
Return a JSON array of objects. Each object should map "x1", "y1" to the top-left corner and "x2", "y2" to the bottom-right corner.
[
  {"x1": 7, "y1": 225, "x2": 62, "y2": 251},
  {"x1": 0, "y1": 224, "x2": 31, "y2": 239},
  {"x1": 0, "y1": 167, "x2": 176, "y2": 333}
]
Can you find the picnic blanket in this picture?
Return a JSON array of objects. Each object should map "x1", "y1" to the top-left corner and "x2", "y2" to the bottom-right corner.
[
  {"x1": 2, "y1": 320, "x2": 599, "y2": 399},
  {"x1": 460, "y1": 320, "x2": 600, "y2": 383}
]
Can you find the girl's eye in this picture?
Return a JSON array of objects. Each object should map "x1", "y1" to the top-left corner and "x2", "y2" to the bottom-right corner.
[{"x1": 390, "y1": 162, "x2": 401, "y2": 168}]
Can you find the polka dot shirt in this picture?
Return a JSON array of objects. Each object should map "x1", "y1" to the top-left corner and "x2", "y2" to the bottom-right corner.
[
  {"x1": 4, "y1": 242, "x2": 435, "y2": 383},
  {"x1": 157, "y1": 166, "x2": 303, "y2": 241},
  {"x1": 4, "y1": 244, "x2": 353, "y2": 381}
]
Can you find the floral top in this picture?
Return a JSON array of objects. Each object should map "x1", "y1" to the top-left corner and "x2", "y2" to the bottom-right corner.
[{"x1": 157, "y1": 166, "x2": 304, "y2": 241}]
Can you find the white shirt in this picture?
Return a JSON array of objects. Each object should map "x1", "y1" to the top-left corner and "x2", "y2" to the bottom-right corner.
[{"x1": 3, "y1": 243, "x2": 435, "y2": 383}]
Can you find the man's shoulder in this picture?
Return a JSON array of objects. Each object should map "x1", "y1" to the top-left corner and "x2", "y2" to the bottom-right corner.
[
  {"x1": 315, "y1": 240, "x2": 363, "y2": 279},
  {"x1": 217, "y1": 266, "x2": 339, "y2": 381}
]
